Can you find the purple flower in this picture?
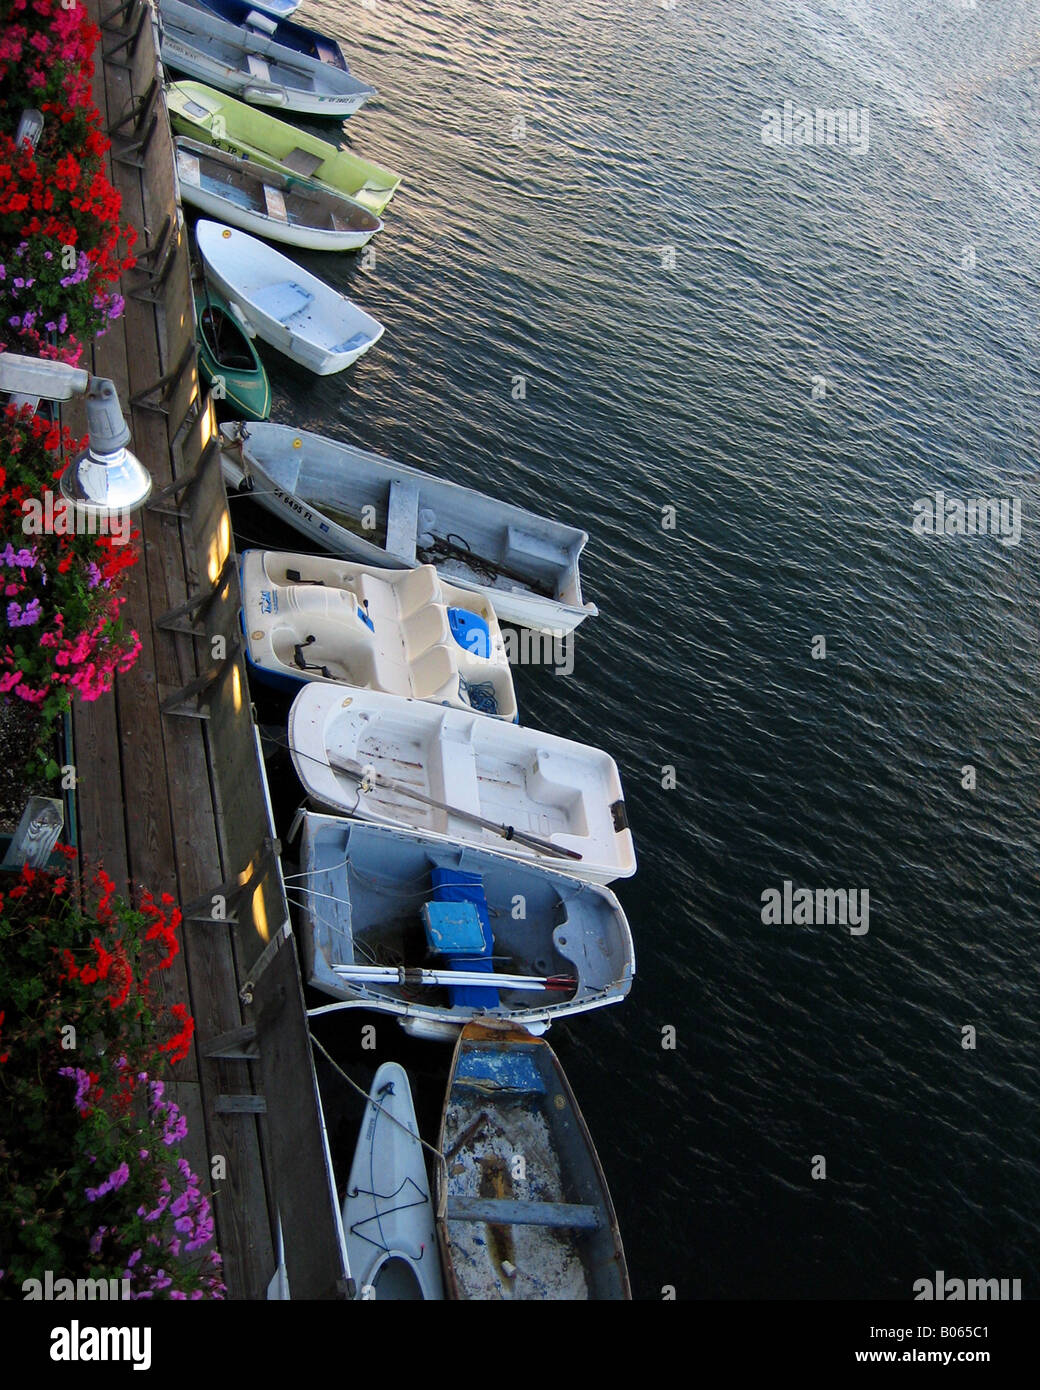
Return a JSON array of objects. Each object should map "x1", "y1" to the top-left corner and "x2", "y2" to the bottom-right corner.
[
  {"x1": 7, "y1": 597, "x2": 42, "y2": 627},
  {"x1": 2, "y1": 544, "x2": 39, "y2": 568},
  {"x1": 162, "y1": 1111, "x2": 188, "y2": 1146},
  {"x1": 58, "y1": 1066, "x2": 92, "y2": 1113},
  {"x1": 107, "y1": 294, "x2": 125, "y2": 320}
]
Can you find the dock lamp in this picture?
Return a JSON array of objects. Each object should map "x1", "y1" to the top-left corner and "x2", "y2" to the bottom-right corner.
[{"x1": 0, "y1": 352, "x2": 152, "y2": 514}]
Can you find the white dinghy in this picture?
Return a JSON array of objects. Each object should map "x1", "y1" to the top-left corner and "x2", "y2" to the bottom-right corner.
[
  {"x1": 196, "y1": 220, "x2": 383, "y2": 374},
  {"x1": 298, "y1": 815, "x2": 635, "y2": 1040},
  {"x1": 220, "y1": 421, "x2": 598, "y2": 634},
  {"x1": 159, "y1": 0, "x2": 375, "y2": 117},
  {"x1": 341, "y1": 1062, "x2": 444, "y2": 1300},
  {"x1": 176, "y1": 138, "x2": 382, "y2": 251},
  {"x1": 287, "y1": 685, "x2": 637, "y2": 885},
  {"x1": 241, "y1": 550, "x2": 518, "y2": 721}
]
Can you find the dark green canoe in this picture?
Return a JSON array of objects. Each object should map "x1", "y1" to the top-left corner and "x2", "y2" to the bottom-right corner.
[{"x1": 194, "y1": 286, "x2": 272, "y2": 421}]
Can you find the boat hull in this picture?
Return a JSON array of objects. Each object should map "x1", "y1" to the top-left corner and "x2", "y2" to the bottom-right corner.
[
  {"x1": 194, "y1": 289, "x2": 271, "y2": 420},
  {"x1": 287, "y1": 683, "x2": 637, "y2": 885},
  {"x1": 196, "y1": 221, "x2": 383, "y2": 375},
  {"x1": 240, "y1": 549, "x2": 519, "y2": 720},
  {"x1": 436, "y1": 1024, "x2": 631, "y2": 1301},
  {"x1": 297, "y1": 815, "x2": 635, "y2": 1031},
  {"x1": 219, "y1": 422, "x2": 597, "y2": 633},
  {"x1": 177, "y1": 146, "x2": 379, "y2": 251},
  {"x1": 192, "y1": 0, "x2": 350, "y2": 71},
  {"x1": 342, "y1": 1062, "x2": 444, "y2": 1300},
  {"x1": 162, "y1": 41, "x2": 369, "y2": 117}
]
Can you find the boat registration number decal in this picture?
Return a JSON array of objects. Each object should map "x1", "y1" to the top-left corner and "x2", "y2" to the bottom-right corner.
[{"x1": 274, "y1": 488, "x2": 315, "y2": 524}]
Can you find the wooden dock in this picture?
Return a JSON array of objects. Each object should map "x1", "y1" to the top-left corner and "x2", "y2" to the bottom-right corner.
[{"x1": 59, "y1": 0, "x2": 349, "y2": 1300}]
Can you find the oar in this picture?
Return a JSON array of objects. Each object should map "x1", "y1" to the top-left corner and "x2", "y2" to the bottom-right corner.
[
  {"x1": 331, "y1": 964, "x2": 576, "y2": 992},
  {"x1": 326, "y1": 756, "x2": 583, "y2": 864}
]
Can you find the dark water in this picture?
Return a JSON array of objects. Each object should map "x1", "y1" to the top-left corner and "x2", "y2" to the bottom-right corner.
[{"x1": 226, "y1": 0, "x2": 1040, "y2": 1298}]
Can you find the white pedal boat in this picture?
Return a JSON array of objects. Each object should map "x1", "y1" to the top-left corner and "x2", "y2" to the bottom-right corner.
[
  {"x1": 341, "y1": 1062, "x2": 444, "y2": 1301},
  {"x1": 159, "y1": 0, "x2": 375, "y2": 117},
  {"x1": 196, "y1": 221, "x2": 383, "y2": 374},
  {"x1": 241, "y1": 550, "x2": 518, "y2": 721},
  {"x1": 287, "y1": 684, "x2": 637, "y2": 885}
]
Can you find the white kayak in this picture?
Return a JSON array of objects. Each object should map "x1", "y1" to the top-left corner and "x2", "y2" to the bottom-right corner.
[
  {"x1": 196, "y1": 220, "x2": 383, "y2": 374},
  {"x1": 342, "y1": 1062, "x2": 444, "y2": 1301},
  {"x1": 287, "y1": 684, "x2": 637, "y2": 885},
  {"x1": 159, "y1": 0, "x2": 375, "y2": 117},
  {"x1": 240, "y1": 549, "x2": 519, "y2": 721}
]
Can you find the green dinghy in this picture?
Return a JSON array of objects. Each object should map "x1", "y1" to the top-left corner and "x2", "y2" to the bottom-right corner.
[
  {"x1": 168, "y1": 80, "x2": 402, "y2": 216},
  {"x1": 194, "y1": 286, "x2": 272, "y2": 422}
]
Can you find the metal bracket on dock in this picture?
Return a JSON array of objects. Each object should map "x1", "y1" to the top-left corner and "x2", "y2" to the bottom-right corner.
[
  {"x1": 202, "y1": 1025, "x2": 259, "y2": 1061},
  {"x1": 240, "y1": 921, "x2": 292, "y2": 1007},
  {"x1": 145, "y1": 423, "x2": 216, "y2": 516},
  {"x1": 101, "y1": 0, "x2": 148, "y2": 66},
  {"x1": 128, "y1": 214, "x2": 182, "y2": 308},
  {"x1": 215, "y1": 1095, "x2": 267, "y2": 1115},
  {"x1": 109, "y1": 77, "x2": 160, "y2": 169},
  {"x1": 154, "y1": 553, "x2": 235, "y2": 636},
  {"x1": 180, "y1": 837, "x2": 282, "y2": 927},
  {"x1": 157, "y1": 642, "x2": 241, "y2": 719}
]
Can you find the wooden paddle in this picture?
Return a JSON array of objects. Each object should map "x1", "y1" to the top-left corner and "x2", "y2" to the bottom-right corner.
[{"x1": 326, "y1": 756, "x2": 583, "y2": 863}]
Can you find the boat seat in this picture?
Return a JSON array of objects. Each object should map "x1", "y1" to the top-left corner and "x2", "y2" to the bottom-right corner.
[
  {"x1": 328, "y1": 330, "x2": 370, "y2": 356},
  {"x1": 282, "y1": 147, "x2": 324, "y2": 178},
  {"x1": 409, "y1": 645, "x2": 456, "y2": 701},
  {"x1": 394, "y1": 563, "x2": 439, "y2": 615},
  {"x1": 244, "y1": 8, "x2": 279, "y2": 33},
  {"x1": 246, "y1": 53, "x2": 272, "y2": 82},
  {"x1": 263, "y1": 183, "x2": 289, "y2": 223},
  {"x1": 252, "y1": 281, "x2": 313, "y2": 325},
  {"x1": 401, "y1": 603, "x2": 450, "y2": 660},
  {"x1": 505, "y1": 524, "x2": 569, "y2": 574},
  {"x1": 445, "y1": 1197, "x2": 603, "y2": 1230},
  {"x1": 385, "y1": 478, "x2": 420, "y2": 563},
  {"x1": 175, "y1": 149, "x2": 201, "y2": 187}
]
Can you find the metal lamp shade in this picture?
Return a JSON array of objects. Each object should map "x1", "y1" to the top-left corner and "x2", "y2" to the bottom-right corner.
[{"x1": 58, "y1": 378, "x2": 152, "y2": 514}]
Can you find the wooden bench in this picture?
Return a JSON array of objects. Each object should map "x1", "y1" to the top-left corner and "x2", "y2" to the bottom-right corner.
[
  {"x1": 446, "y1": 1197, "x2": 603, "y2": 1230},
  {"x1": 263, "y1": 183, "x2": 289, "y2": 223},
  {"x1": 245, "y1": 53, "x2": 272, "y2": 83},
  {"x1": 282, "y1": 147, "x2": 323, "y2": 179},
  {"x1": 385, "y1": 477, "x2": 420, "y2": 563}
]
